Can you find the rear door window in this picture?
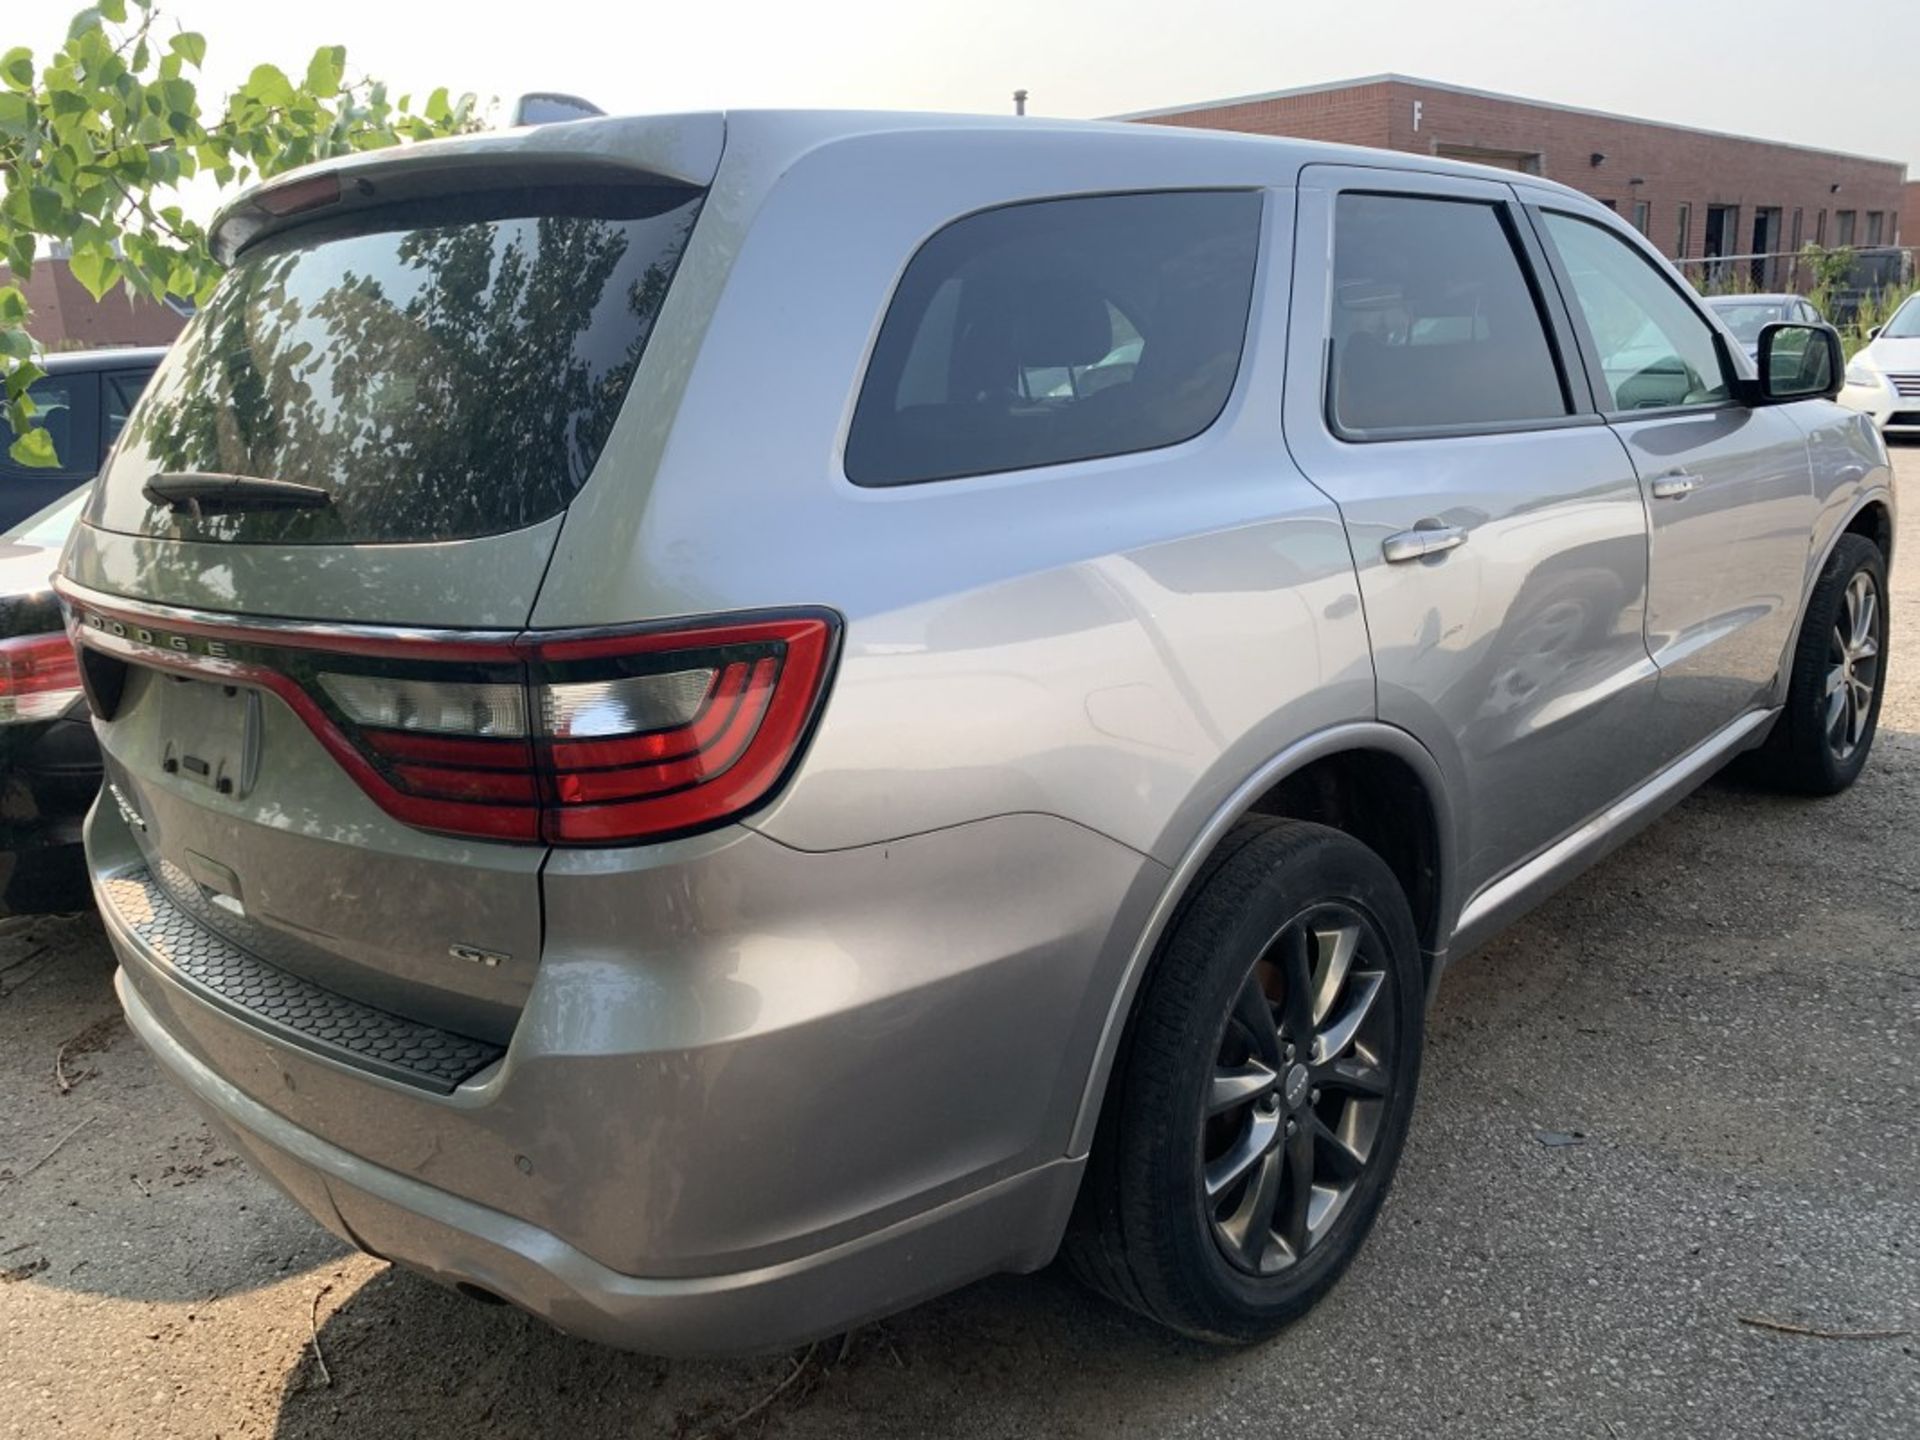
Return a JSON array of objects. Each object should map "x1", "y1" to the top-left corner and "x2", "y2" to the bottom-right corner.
[
  {"x1": 90, "y1": 184, "x2": 704, "y2": 544},
  {"x1": 846, "y1": 190, "x2": 1261, "y2": 486},
  {"x1": 1329, "y1": 193, "x2": 1570, "y2": 436}
]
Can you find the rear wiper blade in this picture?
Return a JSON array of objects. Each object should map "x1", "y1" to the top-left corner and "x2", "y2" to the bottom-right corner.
[{"x1": 143, "y1": 471, "x2": 333, "y2": 514}]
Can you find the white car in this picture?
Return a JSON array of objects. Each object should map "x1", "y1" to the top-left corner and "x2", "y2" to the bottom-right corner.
[{"x1": 1838, "y1": 293, "x2": 1920, "y2": 436}]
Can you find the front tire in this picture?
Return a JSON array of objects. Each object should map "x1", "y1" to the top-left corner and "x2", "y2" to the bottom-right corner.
[
  {"x1": 1065, "y1": 818, "x2": 1425, "y2": 1344},
  {"x1": 1751, "y1": 533, "x2": 1889, "y2": 795}
]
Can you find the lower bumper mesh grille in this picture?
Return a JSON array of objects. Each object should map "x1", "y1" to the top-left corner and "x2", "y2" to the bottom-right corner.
[{"x1": 101, "y1": 868, "x2": 503, "y2": 1093}]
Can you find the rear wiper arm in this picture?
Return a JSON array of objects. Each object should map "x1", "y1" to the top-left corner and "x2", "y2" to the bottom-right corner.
[{"x1": 143, "y1": 470, "x2": 333, "y2": 514}]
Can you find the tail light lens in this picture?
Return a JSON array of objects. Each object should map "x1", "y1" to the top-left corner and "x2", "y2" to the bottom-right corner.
[
  {"x1": 61, "y1": 598, "x2": 837, "y2": 845},
  {"x1": 0, "y1": 633, "x2": 84, "y2": 725}
]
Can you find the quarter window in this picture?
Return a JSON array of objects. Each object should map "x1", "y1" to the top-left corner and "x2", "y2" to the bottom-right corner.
[
  {"x1": 1540, "y1": 212, "x2": 1732, "y2": 412},
  {"x1": 845, "y1": 191, "x2": 1261, "y2": 487},
  {"x1": 1328, "y1": 193, "x2": 1569, "y2": 435}
]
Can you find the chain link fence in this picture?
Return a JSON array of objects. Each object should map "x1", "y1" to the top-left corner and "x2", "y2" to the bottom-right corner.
[{"x1": 1675, "y1": 245, "x2": 1917, "y2": 343}]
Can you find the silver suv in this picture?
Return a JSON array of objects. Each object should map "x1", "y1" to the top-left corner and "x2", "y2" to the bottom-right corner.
[{"x1": 58, "y1": 113, "x2": 1893, "y2": 1353}]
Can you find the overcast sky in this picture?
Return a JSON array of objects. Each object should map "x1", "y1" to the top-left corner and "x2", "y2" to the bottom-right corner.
[{"x1": 16, "y1": 0, "x2": 1920, "y2": 173}]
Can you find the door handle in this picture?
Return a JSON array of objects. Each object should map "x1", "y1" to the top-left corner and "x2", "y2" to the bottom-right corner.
[
  {"x1": 1382, "y1": 523, "x2": 1467, "y2": 564},
  {"x1": 1649, "y1": 472, "x2": 1700, "y2": 500}
]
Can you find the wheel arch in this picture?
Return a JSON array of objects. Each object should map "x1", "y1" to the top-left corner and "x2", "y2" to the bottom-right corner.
[
  {"x1": 1842, "y1": 495, "x2": 1894, "y2": 568},
  {"x1": 1067, "y1": 722, "x2": 1457, "y2": 1156},
  {"x1": 1775, "y1": 487, "x2": 1896, "y2": 702}
]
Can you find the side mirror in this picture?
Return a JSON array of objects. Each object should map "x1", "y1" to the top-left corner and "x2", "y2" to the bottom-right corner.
[
  {"x1": 1752, "y1": 322, "x2": 1844, "y2": 403},
  {"x1": 1868, "y1": 325, "x2": 1883, "y2": 341}
]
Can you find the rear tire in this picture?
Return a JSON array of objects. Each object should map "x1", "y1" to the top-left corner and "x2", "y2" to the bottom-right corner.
[
  {"x1": 1750, "y1": 533, "x2": 1888, "y2": 795},
  {"x1": 1064, "y1": 818, "x2": 1424, "y2": 1344}
]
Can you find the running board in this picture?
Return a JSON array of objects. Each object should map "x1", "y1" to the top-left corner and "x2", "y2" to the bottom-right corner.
[{"x1": 1449, "y1": 707, "x2": 1777, "y2": 958}]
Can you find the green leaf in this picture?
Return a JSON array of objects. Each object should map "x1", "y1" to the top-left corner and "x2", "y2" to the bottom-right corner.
[
  {"x1": 4, "y1": 356, "x2": 46, "y2": 395},
  {"x1": 98, "y1": 0, "x2": 129, "y2": 21},
  {"x1": 424, "y1": 86, "x2": 450, "y2": 123},
  {"x1": 304, "y1": 45, "x2": 344, "y2": 97},
  {"x1": 245, "y1": 63, "x2": 294, "y2": 109},
  {"x1": 0, "y1": 286, "x2": 27, "y2": 325},
  {"x1": 113, "y1": 141, "x2": 151, "y2": 180},
  {"x1": 68, "y1": 246, "x2": 121, "y2": 300},
  {"x1": 168, "y1": 31, "x2": 205, "y2": 68},
  {"x1": 25, "y1": 187, "x2": 66, "y2": 232},
  {"x1": 7, "y1": 424, "x2": 60, "y2": 469},
  {"x1": 0, "y1": 90, "x2": 30, "y2": 138},
  {"x1": 0, "y1": 46, "x2": 33, "y2": 90},
  {"x1": 0, "y1": 324, "x2": 31, "y2": 358},
  {"x1": 157, "y1": 76, "x2": 194, "y2": 120},
  {"x1": 67, "y1": 8, "x2": 104, "y2": 42}
]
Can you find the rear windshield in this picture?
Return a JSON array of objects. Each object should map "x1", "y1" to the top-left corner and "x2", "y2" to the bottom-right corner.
[
  {"x1": 1706, "y1": 301, "x2": 1786, "y2": 343},
  {"x1": 89, "y1": 183, "x2": 704, "y2": 544}
]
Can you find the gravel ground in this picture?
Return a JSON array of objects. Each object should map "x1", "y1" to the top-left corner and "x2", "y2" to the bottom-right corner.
[{"x1": 2, "y1": 446, "x2": 1916, "y2": 1440}]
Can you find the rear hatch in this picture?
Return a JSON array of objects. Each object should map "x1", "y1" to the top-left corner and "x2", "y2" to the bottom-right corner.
[{"x1": 59, "y1": 117, "x2": 722, "y2": 1044}]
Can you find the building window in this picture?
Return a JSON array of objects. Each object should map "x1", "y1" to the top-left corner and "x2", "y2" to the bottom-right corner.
[
  {"x1": 1632, "y1": 200, "x2": 1650, "y2": 236},
  {"x1": 1675, "y1": 203, "x2": 1691, "y2": 257},
  {"x1": 1816, "y1": 209, "x2": 1827, "y2": 245},
  {"x1": 1866, "y1": 212, "x2": 1884, "y2": 245},
  {"x1": 1790, "y1": 208, "x2": 1804, "y2": 253},
  {"x1": 1837, "y1": 210, "x2": 1856, "y2": 245}
]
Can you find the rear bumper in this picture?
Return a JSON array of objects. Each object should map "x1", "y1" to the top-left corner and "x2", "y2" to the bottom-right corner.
[
  {"x1": 95, "y1": 802, "x2": 1161, "y2": 1351},
  {"x1": 117, "y1": 965, "x2": 1081, "y2": 1354}
]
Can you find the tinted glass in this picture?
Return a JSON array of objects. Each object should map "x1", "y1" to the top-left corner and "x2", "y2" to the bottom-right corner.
[
  {"x1": 91, "y1": 184, "x2": 704, "y2": 544},
  {"x1": 0, "y1": 377, "x2": 83, "y2": 478},
  {"x1": 846, "y1": 191, "x2": 1260, "y2": 486},
  {"x1": 1542, "y1": 213, "x2": 1731, "y2": 411},
  {"x1": 103, "y1": 370, "x2": 155, "y2": 449},
  {"x1": 1329, "y1": 194, "x2": 1568, "y2": 434}
]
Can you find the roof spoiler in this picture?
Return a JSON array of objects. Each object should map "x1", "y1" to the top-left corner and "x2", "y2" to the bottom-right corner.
[{"x1": 208, "y1": 111, "x2": 724, "y2": 264}]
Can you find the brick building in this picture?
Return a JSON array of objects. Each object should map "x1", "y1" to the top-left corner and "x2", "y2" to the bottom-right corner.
[
  {"x1": 1120, "y1": 75, "x2": 1908, "y2": 273},
  {"x1": 4, "y1": 250, "x2": 187, "y2": 352}
]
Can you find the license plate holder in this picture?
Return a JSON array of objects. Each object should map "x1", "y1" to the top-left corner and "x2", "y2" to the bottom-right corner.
[{"x1": 155, "y1": 676, "x2": 261, "y2": 799}]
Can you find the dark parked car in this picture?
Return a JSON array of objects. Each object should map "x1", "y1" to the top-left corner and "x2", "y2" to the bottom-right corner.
[
  {"x1": 0, "y1": 348, "x2": 163, "y2": 912},
  {"x1": 0, "y1": 347, "x2": 167, "y2": 530},
  {"x1": 0, "y1": 485, "x2": 98, "y2": 911},
  {"x1": 1703, "y1": 294, "x2": 1826, "y2": 360}
]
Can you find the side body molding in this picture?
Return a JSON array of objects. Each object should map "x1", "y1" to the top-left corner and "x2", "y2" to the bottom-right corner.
[{"x1": 1066, "y1": 721, "x2": 1458, "y2": 1156}]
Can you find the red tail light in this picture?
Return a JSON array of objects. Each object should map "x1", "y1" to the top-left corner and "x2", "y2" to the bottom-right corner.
[
  {"x1": 58, "y1": 593, "x2": 838, "y2": 845},
  {"x1": 0, "y1": 632, "x2": 84, "y2": 725}
]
